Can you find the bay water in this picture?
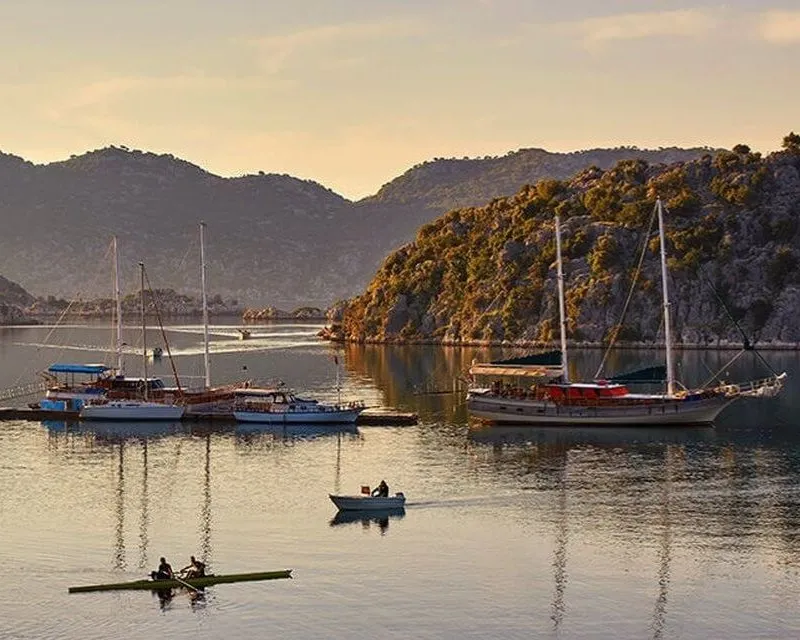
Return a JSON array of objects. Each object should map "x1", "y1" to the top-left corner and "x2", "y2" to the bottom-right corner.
[{"x1": 0, "y1": 322, "x2": 798, "y2": 639}]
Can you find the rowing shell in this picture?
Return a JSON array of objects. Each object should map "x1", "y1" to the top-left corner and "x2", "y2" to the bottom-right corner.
[{"x1": 68, "y1": 569, "x2": 292, "y2": 593}]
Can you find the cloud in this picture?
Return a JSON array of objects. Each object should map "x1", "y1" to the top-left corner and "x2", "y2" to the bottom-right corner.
[
  {"x1": 758, "y1": 10, "x2": 800, "y2": 44},
  {"x1": 246, "y1": 20, "x2": 426, "y2": 75},
  {"x1": 41, "y1": 73, "x2": 237, "y2": 124},
  {"x1": 572, "y1": 9, "x2": 718, "y2": 48}
]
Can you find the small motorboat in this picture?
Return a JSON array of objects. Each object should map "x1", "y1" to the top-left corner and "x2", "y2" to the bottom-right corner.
[{"x1": 329, "y1": 492, "x2": 406, "y2": 511}]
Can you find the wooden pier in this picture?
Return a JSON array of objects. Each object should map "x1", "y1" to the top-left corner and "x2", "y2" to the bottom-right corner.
[{"x1": 0, "y1": 407, "x2": 418, "y2": 426}]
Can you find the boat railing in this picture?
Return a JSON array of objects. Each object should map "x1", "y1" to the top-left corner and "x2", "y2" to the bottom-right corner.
[
  {"x1": 0, "y1": 380, "x2": 49, "y2": 402},
  {"x1": 719, "y1": 372, "x2": 787, "y2": 398}
]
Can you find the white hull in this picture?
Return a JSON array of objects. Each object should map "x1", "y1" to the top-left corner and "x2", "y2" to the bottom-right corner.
[
  {"x1": 467, "y1": 393, "x2": 735, "y2": 426},
  {"x1": 234, "y1": 407, "x2": 363, "y2": 424},
  {"x1": 329, "y1": 494, "x2": 406, "y2": 511},
  {"x1": 80, "y1": 401, "x2": 185, "y2": 421}
]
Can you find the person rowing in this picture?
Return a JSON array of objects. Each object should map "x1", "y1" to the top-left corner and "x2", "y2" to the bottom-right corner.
[
  {"x1": 150, "y1": 557, "x2": 173, "y2": 581},
  {"x1": 180, "y1": 555, "x2": 206, "y2": 579}
]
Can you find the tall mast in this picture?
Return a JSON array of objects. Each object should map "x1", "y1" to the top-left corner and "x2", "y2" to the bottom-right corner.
[
  {"x1": 112, "y1": 236, "x2": 124, "y2": 376},
  {"x1": 656, "y1": 199, "x2": 675, "y2": 397},
  {"x1": 139, "y1": 262, "x2": 148, "y2": 401},
  {"x1": 200, "y1": 222, "x2": 211, "y2": 388},
  {"x1": 555, "y1": 215, "x2": 569, "y2": 383}
]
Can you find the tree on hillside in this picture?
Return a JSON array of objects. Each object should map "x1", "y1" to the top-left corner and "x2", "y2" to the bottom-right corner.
[{"x1": 782, "y1": 132, "x2": 800, "y2": 153}]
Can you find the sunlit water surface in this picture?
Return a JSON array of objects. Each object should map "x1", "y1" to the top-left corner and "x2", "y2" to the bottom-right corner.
[{"x1": 0, "y1": 322, "x2": 799, "y2": 639}]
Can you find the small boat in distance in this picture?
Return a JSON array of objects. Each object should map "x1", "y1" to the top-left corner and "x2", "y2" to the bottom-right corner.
[
  {"x1": 329, "y1": 492, "x2": 406, "y2": 511},
  {"x1": 68, "y1": 569, "x2": 293, "y2": 593},
  {"x1": 233, "y1": 388, "x2": 365, "y2": 424}
]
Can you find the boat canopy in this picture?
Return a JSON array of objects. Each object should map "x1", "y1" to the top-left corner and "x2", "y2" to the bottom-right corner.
[
  {"x1": 47, "y1": 364, "x2": 110, "y2": 375},
  {"x1": 608, "y1": 365, "x2": 667, "y2": 384},
  {"x1": 469, "y1": 350, "x2": 563, "y2": 378}
]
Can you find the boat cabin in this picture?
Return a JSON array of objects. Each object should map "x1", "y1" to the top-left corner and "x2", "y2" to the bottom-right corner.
[{"x1": 543, "y1": 382, "x2": 630, "y2": 404}]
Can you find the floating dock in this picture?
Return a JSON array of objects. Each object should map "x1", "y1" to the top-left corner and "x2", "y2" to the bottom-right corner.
[{"x1": 0, "y1": 407, "x2": 418, "y2": 426}]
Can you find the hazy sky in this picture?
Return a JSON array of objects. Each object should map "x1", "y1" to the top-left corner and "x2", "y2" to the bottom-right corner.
[{"x1": 1, "y1": 0, "x2": 798, "y2": 199}]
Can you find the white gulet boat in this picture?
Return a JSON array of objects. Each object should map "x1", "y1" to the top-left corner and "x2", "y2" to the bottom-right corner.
[
  {"x1": 467, "y1": 200, "x2": 787, "y2": 426},
  {"x1": 233, "y1": 388, "x2": 364, "y2": 424}
]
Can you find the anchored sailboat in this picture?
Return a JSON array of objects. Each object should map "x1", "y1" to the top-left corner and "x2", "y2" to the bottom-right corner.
[
  {"x1": 467, "y1": 200, "x2": 786, "y2": 426},
  {"x1": 80, "y1": 262, "x2": 185, "y2": 421}
]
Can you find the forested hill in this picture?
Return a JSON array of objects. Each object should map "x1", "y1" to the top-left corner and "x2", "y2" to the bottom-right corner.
[
  {"x1": 335, "y1": 136, "x2": 800, "y2": 347},
  {"x1": 367, "y1": 146, "x2": 717, "y2": 210},
  {"x1": 0, "y1": 145, "x2": 717, "y2": 308}
]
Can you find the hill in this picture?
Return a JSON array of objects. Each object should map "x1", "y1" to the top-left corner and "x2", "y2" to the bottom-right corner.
[
  {"x1": 0, "y1": 145, "x2": 718, "y2": 307},
  {"x1": 334, "y1": 137, "x2": 800, "y2": 347},
  {"x1": 0, "y1": 274, "x2": 36, "y2": 324}
]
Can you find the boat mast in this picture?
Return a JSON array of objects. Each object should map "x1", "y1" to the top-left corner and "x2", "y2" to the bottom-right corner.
[
  {"x1": 656, "y1": 199, "x2": 675, "y2": 397},
  {"x1": 200, "y1": 222, "x2": 211, "y2": 388},
  {"x1": 555, "y1": 215, "x2": 569, "y2": 383},
  {"x1": 113, "y1": 236, "x2": 124, "y2": 376},
  {"x1": 140, "y1": 262, "x2": 148, "y2": 401}
]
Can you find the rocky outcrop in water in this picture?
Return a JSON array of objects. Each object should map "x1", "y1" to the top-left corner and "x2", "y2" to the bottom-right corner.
[{"x1": 335, "y1": 137, "x2": 800, "y2": 348}]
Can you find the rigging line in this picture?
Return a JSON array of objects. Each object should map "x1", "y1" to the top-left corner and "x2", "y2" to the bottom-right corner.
[
  {"x1": 142, "y1": 266, "x2": 184, "y2": 395},
  {"x1": 697, "y1": 266, "x2": 751, "y2": 348},
  {"x1": 594, "y1": 203, "x2": 658, "y2": 379},
  {"x1": 11, "y1": 239, "x2": 116, "y2": 388},
  {"x1": 701, "y1": 350, "x2": 746, "y2": 388},
  {"x1": 696, "y1": 266, "x2": 780, "y2": 377}
]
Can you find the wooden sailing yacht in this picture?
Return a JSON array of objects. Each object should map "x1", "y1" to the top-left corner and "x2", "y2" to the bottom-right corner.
[{"x1": 466, "y1": 199, "x2": 786, "y2": 426}]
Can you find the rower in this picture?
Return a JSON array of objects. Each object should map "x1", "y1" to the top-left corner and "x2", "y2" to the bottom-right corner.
[
  {"x1": 150, "y1": 557, "x2": 173, "y2": 581},
  {"x1": 180, "y1": 555, "x2": 206, "y2": 578}
]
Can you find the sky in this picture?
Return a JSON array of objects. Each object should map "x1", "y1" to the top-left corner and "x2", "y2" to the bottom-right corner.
[{"x1": 0, "y1": 0, "x2": 798, "y2": 200}]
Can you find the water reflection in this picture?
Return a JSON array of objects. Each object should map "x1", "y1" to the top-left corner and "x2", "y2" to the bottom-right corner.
[
  {"x1": 463, "y1": 420, "x2": 800, "y2": 633},
  {"x1": 200, "y1": 435, "x2": 212, "y2": 562},
  {"x1": 329, "y1": 507, "x2": 406, "y2": 535},
  {"x1": 139, "y1": 441, "x2": 149, "y2": 570},
  {"x1": 550, "y1": 461, "x2": 567, "y2": 630},
  {"x1": 40, "y1": 419, "x2": 216, "y2": 574},
  {"x1": 650, "y1": 445, "x2": 677, "y2": 640},
  {"x1": 467, "y1": 425, "x2": 716, "y2": 448},
  {"x1": 235, "y1": 423, "x2": 359, "y2": 443},
  {"x1": 42, "y1": 419, "x2": 189, "y2": 443},
  {"x1": 114, "y1": 444, "x2": 125, "y2": 571}
]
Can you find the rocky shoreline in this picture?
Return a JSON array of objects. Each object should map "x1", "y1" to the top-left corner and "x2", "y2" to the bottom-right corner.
[{"x1": 319, "y1": 325, "x2": 800, "y2": 350}]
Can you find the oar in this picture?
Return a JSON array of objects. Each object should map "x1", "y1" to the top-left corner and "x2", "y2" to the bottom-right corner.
[{"x1": 171, "y1": 572, "x2": 200, "y2": 593}]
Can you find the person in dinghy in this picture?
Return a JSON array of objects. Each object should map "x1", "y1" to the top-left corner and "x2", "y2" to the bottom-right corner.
[{"x1": 371, "y1": 480, "x2": 389, "y2": 497}]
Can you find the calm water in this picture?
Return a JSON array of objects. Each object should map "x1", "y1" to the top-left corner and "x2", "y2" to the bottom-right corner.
[{"x1": 1, "y1": 322, "x2": 799, "y2": 639}]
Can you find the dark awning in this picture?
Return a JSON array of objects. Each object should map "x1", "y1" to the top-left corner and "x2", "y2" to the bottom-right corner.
[{"x1": 608, "y1": 365, "x2": 667, "y2": 384}]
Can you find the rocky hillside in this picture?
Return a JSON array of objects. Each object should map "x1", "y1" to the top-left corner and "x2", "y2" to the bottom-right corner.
[
  {"x1": 0, "y1": 145, "x2": 717, "y2": 308},
  {"x1": 0, "y1": 275, "x2": 36, "y2": 324},
  {"x1": 334, "y1": 136, "x2": 800, "y2": 347}
]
